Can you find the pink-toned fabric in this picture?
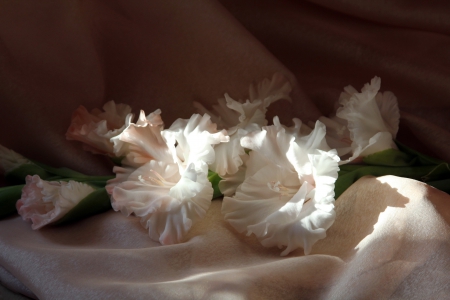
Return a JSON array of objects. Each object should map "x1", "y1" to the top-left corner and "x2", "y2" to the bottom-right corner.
[{"x1": 1, "y1": 0, "x2": 450, "y2": 299}]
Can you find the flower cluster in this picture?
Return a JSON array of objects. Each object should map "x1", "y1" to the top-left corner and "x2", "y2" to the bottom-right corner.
[{"x1": 4, "y1": 74, "x2": 405, "y2": 256}]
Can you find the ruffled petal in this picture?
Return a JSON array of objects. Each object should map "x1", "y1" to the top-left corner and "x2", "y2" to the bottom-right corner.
[
  {"x1": 113, "y1": 109, "x2": 171, "y2": 167},
  {"x1": 375, "y1": 91, "x2": 400, "y2": 138},
  {"x1": 162, "y1": 114, "x2": 229, "y2": 170},
  {"x1": 110, "y1": 161, "x2": 212, "y2": 244},
  {"x1": 66, "y1": 101, "x2": 134, "y2": 156},
  {"x1": 241, "y1": 122, "x2": 295, "y2": 173},
  {"x1": 249, "y1": 72, "x2": 292, "y2": 107},
  {"x1": 193, "y1": 97, "x2": 239, "y2": 130},
  {"x1": 218, "y1": 157, "x2": 248, "y2": 197},
  {"x1": 16, "y1": 175, "x2": 95, "y2": 229},
  {"x1": 97, "y1": 101, "x2": 133, "y2": 128},
  {"x1": 222, "y1": 164, "x2": 294, "y2": 234},
  {"x1": 194, "y1": 73, "x2": 291, "y2": 133},
  {"x1": 210, "y1": 130, "x2": 246, "y2": 176},
  {"x1": 321, "y1": 77, "x2": 400, "y2": 163},
  {"x1": 225, "y1": 95, "x2": 267, "y2": 131},
  {"x1": 223, "y1": 120, "x2": 339, "y2": 255}
]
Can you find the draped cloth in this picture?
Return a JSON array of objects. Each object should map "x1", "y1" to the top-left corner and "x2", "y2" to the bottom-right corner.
[{"x1": 1, "y1": 0, "x2": 450, "y2": 299}]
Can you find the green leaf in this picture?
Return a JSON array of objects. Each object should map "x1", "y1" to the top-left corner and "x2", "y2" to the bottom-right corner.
[
  {"x1": 30, "y1": 160, "x2": 93, "y2": 179},
  {"x1": 208, "y1": 170, "x2": 223, "y2": 199},
  {"x1": 4, "y1": 163, "x2": 52, "y2": 184},
  {"x1": 335, "y1": 164, "x2": 450, "y2": 199},
  {"x1": 52, "y1": 188, "x2": 112, "y2": 226},
  {"x1": 363, "y1": 148, "x2": 416, "y2": 167},
  {"x1": 420, "y1": 163, "x2": 450, "y2": 182},
  {"x1": 395, "y1": 140, "x2": 445, "y2": 165},
  {"x1": 0, "y1": 184, "x2": 24, "y2": 218}
]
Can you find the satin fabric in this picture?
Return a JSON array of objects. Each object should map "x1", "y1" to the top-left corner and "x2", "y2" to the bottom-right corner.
[
  {"x1": 1, "y1": 177, "x2": 449, "y2": 299},
  {"x1": 1, "y1": 0, "x2": 450, "y2": 299}
]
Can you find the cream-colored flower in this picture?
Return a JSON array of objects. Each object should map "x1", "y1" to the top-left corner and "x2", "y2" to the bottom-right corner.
[
  {"x1": 16, "y1": 175, "x2": 95, "y2": 229},
  {"x1": 66, "y1": 101, "x2": 134, "y2": 156},
  {"x1": 222, "y1": 118, "x2": 339, "y2": 256},
  {"x1": 193, "y1": 73, "x2": 292, "y2": 177},
  {"x1": 319, "y1": 77, "x2": 399, "y2": 163},
  {"x1": 109, "y1": 160, "x2": 212, "y2": 244},
  {"x1": 107, "y1": 113, "x2": 228, "y2": 244}
]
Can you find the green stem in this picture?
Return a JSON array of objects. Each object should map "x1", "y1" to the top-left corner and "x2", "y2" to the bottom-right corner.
[
  {"x1": 335, "y1": 164, "x2": 450, "y2": 199},
  {"x1": 0, "y1": 185, "x2": 24, "y2": 218},
  {"x1": 52, "y1": 188, "x2": 112, "y2": 226}
]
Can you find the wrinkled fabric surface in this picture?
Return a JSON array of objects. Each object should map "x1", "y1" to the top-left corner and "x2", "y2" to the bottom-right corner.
[{"x1": 1, "y1": 0, "x2": 450, "y2": 299}]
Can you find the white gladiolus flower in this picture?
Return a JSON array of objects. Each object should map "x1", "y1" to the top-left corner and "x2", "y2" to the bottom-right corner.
[
  {"x1": 222, "y1": 118, "x2": 340, "y2": 256},
  {"x1": 107, "y1": 112, "x2": 229, "y2": 244},
  {"x1": 194, "y1": 73, "x2": 292, "y2": 177},
  {"x1": 110, "y1": 161, "x2": 212, "y2": 244},
  {"x1": 319, "y1": 77, "x2": 400, "y2": 164},
  {"x1": 17, "y1": 175, "x2": 96, "y2": 229}
]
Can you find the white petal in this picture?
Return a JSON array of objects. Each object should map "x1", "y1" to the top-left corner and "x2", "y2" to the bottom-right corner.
[
  {"x1": 241, "y1": 124, "x2": 294, "y2": 172},
  {"x1": 375, "y1": 91, "x2": 400, "y2": 138},
  {"x1": 16, "y1": 176, "x2": 95, "y2": 229},
  {"x1": 193, "y1": 73, "x2": 292, "y2": 133},
  {"x1": 222, "y1": 164, "x2": 294, "y2": 234},
  {"x1": 322, "y1": 76, "x2": 400, "y2": 163},
  {"x1": 249, "y1": 72, "x2": 292, "y2": 107},
  {"x1": 110, "y1": 161, "x2": 212, "y2": 245},
  {"x1": 225, "y1": 95, "x2": 267, "y2": 131},
  {"x1": 119, "y1": 124, "x2": 171, "y2": 167},
  {"x1": 67, "y1": 101, "x2": 134, "y2": 156},
  {"x1": 111, "y1": 109, "x2": 166, "y2": 163},
  {"x1": 218, "y1": 157, "x2": 248, "y2": 197},
  {"x1": 193, "y1": 97, "x2": 239, "y2": 130},
  {"x1": 162, "y1": 114, "x2": 229, "y2": 169},
  {"x1": 211, "y1": 129, "x2": 248, "y2": 176},
  {"x1": 223, "y1": 121, "x2": 339, "y2": 255}
]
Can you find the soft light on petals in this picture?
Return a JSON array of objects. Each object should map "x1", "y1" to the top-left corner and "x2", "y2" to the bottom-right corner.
[
  {"x1": 225, "y1": 96, "x2": 267, "y2": 133},
  {"x1": 218, "y1": 155, "x2": 248, "y2": 197},
  {"x1": 162, "y1": 114, "x2": 229, "y2": 170},
  {"x1": 66, "y1": 101, "x2": 134, "y2": 156},
  {"x1": 240, "y1": 121, "x2": 295, "y2": 172},
  {"x1": 111, "y1": 109, "x2": 167, "y2": 159},
  {"x1": 249, "y1": 72, "x2": 292, "y2": 106},
  {"x1": 320, "y1": 77, "x2": 399, "y2": 163},
  {"x1": 113, "y1": 109, "x2": 171, "y2": 167},
  {"x1": 105, "y1": 165, "x2": 135, "y2": 195},
  {"x1": 16, "y1": 175, "x2": 95, "y2": 229},
  {"x1": 211, "y1": 128, "x2": 250, "y2": 176},
  {"x1": 193, "y1": 74, "x2": 292, "y2": 176},
  {"x1": 193, "y1": 73, "x2": 291, "y2": 131},
  {"x1": 108, "y1": 112, "x2": 226, "y2": 244},
  {"x1": 223, "y1": 120, "x2": 339, "y2": 255},
  {"x1": 110, "y1": 161, "x2": 213, "y2": 244},
  {"x1": 193, "y1": 97, "x2": 239, "y2": 130},
  {"x1": 375, "y1": 91, "x2": 400, "y2": 138}
]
